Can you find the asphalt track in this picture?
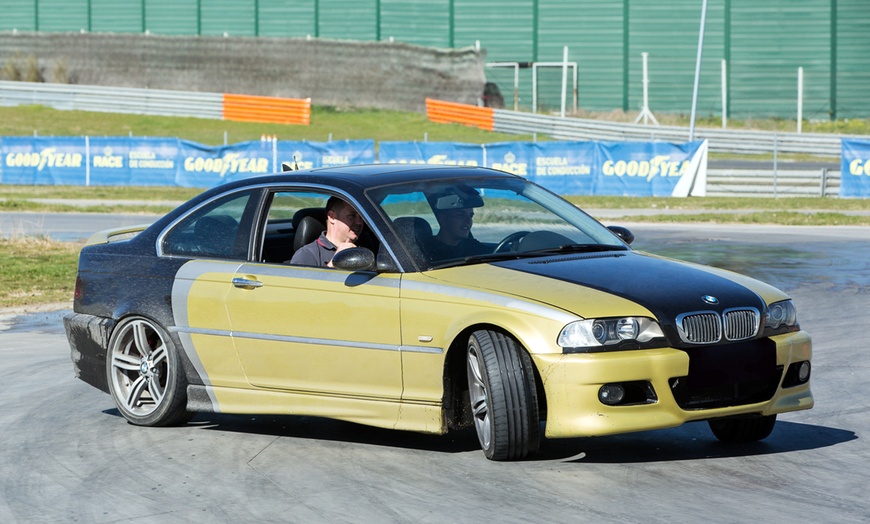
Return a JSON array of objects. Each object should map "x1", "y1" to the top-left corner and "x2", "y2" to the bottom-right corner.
[{"x1": 2, "y1": 219, "x2": 870, "y2": 523}]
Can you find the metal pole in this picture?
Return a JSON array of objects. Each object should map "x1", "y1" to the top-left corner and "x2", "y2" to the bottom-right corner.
[
  {"x1": 513, "y1": 63, "x2": 519, "y2": 111},
  {"x1": 560, "y1": 46, "x2": 568, "y2": 118},
  {"x1": 532, "y1": 63, "x2": 538, "y2": 113},
  {"x1": 642, "y1": 52, "x2": 649, "y2": 124},
  {"x1": 797, "y1": 66, "x2": 804, "y2": 133},
  {"x1": 689, "y1": 0, "x2": 708, "y2": 141},
  {"x1": 721, "y1": 59, "x2": 727, "y2": 128}
]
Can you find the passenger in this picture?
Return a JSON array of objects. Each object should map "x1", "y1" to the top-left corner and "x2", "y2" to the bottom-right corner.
[
  {"x1": 290, "y1": 196, "x2": 365, "y2": 267},
  {"x1": 428, "y1": 186, "x2": 489, "y2": 261}
]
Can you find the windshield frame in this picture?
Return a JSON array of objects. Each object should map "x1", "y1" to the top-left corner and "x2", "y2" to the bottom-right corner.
[{"x1": 365, "y1": 175, "x2": 628, "y2": 272}]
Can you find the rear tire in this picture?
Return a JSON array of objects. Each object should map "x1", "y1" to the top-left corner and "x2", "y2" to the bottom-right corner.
[
  {"x1": 106, "y1": 316, "x2": 189, "y2": 426},
  {"x1": 709, "y1": 415, "x2": 776, "y2": 442},
  {"x1": 466, "y1": 330, "x2": 540, "y2": 460}
]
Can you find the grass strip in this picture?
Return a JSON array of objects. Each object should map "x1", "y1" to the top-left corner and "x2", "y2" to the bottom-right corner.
[{"x1": 0, "y1": 237, "x2": 81, "y2": 308}]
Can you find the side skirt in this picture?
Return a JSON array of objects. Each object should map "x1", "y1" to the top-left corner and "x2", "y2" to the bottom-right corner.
[{"x1": 186, "y1": 384, "x2": 447, "y2": 434}]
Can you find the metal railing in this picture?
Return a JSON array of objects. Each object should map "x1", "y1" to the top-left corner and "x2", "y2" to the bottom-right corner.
[
  {"x1": 0, "y1": 81, "x2": 223, "y2": 119},
  {"x1": 706, "y1": 168, "x2": 840, "y2": 198},
  {"x1": 493, "y1": 109, "x2": 847, "y2": 157}
]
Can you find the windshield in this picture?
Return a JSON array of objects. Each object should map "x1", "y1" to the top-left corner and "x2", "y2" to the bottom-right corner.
[{"x1": 367, "y1": 176, "x2": 628, "y2": 271}]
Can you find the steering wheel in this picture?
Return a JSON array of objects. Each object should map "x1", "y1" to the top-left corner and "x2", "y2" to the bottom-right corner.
[{"x1": 494, "y1": 231, "x2": 530, "y2": 253}]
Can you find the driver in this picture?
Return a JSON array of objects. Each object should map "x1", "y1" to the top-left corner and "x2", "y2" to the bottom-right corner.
[
  {"x1": 290, "y1": 196, "x2": 364, "y2": 267},
  {"x1": 428, "y1": 185, "x2": 489, "y2": 261}
]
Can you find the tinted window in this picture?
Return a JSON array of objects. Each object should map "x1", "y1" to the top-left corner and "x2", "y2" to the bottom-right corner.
[{"x1": 162, "y1": 190, "x2": 256, "y2": 259}]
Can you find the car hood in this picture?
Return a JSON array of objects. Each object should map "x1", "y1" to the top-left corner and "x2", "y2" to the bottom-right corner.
[{"x1": 428, "y1": 250, "x2": 789, "y2": 339}]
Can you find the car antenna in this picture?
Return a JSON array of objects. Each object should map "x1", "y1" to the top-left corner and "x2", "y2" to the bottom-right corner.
[{"x1": 281, "y1": 153, "x2": 302, "y2": 172}]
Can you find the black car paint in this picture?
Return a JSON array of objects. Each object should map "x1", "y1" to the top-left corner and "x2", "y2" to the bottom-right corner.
[{"x1": 494, "y1": 250, "x2": 767, "y2": 348}]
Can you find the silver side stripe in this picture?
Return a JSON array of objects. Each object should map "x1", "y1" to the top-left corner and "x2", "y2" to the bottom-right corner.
[
  {"x1": 402, "y1": 278, "x2": 578, "y2": 324},
  {"x1": 170, "y1": 326, "x2": 443, "y2": 354}
]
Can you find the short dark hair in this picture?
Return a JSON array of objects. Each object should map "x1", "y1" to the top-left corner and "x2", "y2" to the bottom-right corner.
[{"x1": 325, "y1": 196, "x2": 347, "y2": 214}]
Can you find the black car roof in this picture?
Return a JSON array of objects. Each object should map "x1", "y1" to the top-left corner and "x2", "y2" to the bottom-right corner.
[{"x1": 219, "y1": 164, "x2": 517, "y2": 193}]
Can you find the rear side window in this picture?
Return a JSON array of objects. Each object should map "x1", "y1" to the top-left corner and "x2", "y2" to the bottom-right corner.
[{"x1": 162, "y1": 190, "x2": 257, "y2": 259}]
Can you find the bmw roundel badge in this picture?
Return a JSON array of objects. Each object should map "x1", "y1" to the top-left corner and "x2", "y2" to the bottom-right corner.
[{"x1": 702, "y1": 295, "x2": 719, "y2": 305}]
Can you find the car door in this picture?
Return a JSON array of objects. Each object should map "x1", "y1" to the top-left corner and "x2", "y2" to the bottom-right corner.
[{"x1": 224, "y1": 189, "x2": 403, "y2": 401}]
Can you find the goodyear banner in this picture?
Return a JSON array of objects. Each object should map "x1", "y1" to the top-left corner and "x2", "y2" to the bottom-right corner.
[
  {"x1": 380, "y1": 139, "x2": 707, "y2": 197},
  {"x1": 841, "y1": 138, "x2": 870, "y2": 198},
  {"x1": 277, "y1": 139, "x2": 375, "y2": 171},
  {"x1": 0, "y1": 137, "x2": 376, "y2": 187},
  {"x1": 596, "y1": 140, "x2": 708, "y2": 197},
  {"x1": 485, "y1": 141, "x2": 597, "y2": 195},
  {"x1": 1, "y1": 137, "x2": 87, "y2": 185},
  {"x1": 178, "y1": 140, "x2": 274, "y2": 187},
  {"x1": 379, "y1": 141, "x2": 484, "y2": 167}
]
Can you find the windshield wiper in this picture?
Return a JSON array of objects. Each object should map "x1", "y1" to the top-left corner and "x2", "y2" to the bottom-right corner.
[
  {"x1": 428, "y1": 251, "x2": 546, "y2": 270},
  {"x1": 526, "y1": 243, "x2": 629, "y2": 255},
  {"x1": 428, "y1": 244, "x2": 627, "y2": 270}
]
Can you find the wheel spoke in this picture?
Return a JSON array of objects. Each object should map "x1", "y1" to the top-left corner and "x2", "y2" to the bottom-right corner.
[
  {"x1": 124, "y1": 376, "x2": 150, "y2": 410},
  {"x1": 148, "y1": 379, "x2": 164, "y2": 405},
  {"x1": 132, "y1": 321, "x2": 152, "y2": 357},
  {"x1": 471, "y1": 397, "x2": 488, "y2": 420},
  {"x1": 112, "y1": 352, "x2": 141, "y2": 372},
  {"x1": 150, "y1": 344, "x2": 167, "y2": 366}
]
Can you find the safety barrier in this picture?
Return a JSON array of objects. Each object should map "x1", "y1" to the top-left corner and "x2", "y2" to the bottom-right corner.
[
  {"x1": 0, "y1": 81, "x2": 311, "y2": 125},
  {"x1": 425, "y1": 98, "x2": 850, "y2": 158},
  {"x1": 425, "y1": 98, "x2": 493, "y2": 131},
  {"x1": 223, "y1": 94, "x2": 311, "y2": 125},
  {"x1": 706, "y1": 168, "x2": 840, "y2": 198}
]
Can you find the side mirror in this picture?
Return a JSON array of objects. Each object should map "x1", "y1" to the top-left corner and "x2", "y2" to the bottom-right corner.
[
  {"x1": 608, "y1": 225, "x2": 635, "y2": 245},
  {"x1": 332, "y1": 247, "x2": 377, "y2": 272}
]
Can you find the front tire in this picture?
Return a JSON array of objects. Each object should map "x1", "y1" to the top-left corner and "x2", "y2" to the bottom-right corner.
[
  {"x1": 106, "y1": 316, "x2": 189, "y2": 426},
  {"x1": 466, "y1": 330, "x2": 540, "y2": 460},
  {"x1": 709, "y1": 415, "x2": 776, "y2": 442}
]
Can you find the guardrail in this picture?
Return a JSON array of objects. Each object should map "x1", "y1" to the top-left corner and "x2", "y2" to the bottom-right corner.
[
  {"x1": 492, "y1": 109, "x2": 845, "y2": 157},
  {"x1": 0, "y1": 81, "x2": 311, "y2": 125},
  {"x1": 707, "y1": 168, "x2": 840, "y2": 198},
  {"x1": 424, "y1": 98, "x2": 850, "y2": 157}
]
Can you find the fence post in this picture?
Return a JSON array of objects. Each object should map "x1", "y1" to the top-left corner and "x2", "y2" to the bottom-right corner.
[
  {"x1": 773, "y1": 133, "x2": 778, "y2": 198},
  {"x1": 820, "y1": 168, "x2": 828, "y2": 197},
  {"x1": 797, "y1": 66, "x2": 804, "y2": 133},
  {"x1": 85, "y1": 135, "x2": 91, "y2": 187}
]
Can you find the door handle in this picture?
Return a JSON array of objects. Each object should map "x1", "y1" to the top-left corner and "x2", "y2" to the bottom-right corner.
[{"x1": 232, "y1": 277, "x2": 263, "y2": 290}]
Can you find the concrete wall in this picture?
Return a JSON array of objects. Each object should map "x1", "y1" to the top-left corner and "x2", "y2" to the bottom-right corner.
[{"x1": 0, "y1": 32, "x2": 486, "y2": 112}]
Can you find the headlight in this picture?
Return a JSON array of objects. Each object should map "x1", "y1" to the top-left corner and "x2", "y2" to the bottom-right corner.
[
  {"x1": 558, "y1": 317, "x2": 665, "y2": 353},
  {"x1": 765, "y1": 299, "x2": 798, "y2": 332}
]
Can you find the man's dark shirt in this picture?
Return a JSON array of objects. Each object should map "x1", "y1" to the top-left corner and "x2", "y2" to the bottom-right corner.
[
  {"x1": 289, "y1": 232, "x2": 336, "y2": 267},
  {"x1": 429, "y1": 236, "x2": 488, "y2": 261}
]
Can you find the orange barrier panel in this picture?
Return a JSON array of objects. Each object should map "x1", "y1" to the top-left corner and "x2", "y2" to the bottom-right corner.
[
  {"x1": 426, "y1": 98, "x2": 494, "y2": 131},
  {"x1": 222, "y1": 93, "x2": 311, "y2": 125}
]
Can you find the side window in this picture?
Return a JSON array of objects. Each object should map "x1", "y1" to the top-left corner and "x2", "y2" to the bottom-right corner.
[
  {"x1": 162, "y1": 190, "x2": 256, "y2": 260},
  {"x1": 260, "y1": 191, "x2": 331, "y2": 264}
]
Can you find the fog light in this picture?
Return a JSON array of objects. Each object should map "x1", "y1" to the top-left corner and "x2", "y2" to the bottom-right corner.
[
  {"x1": 599, "y1": 384, "x2": 626, "y2": 406},
  {"x1": 798, "y1": 361, "x2": 811, "y2": 383}
]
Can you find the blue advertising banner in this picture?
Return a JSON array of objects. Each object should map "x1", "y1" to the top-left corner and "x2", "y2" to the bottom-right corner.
[
  {"x1": 1, "y1": 137, "x2": 87, "y2": 185},
  {"x1": 841, "y1": 138, "x2": 870, "y2": 198},
  {"x1": 178, "y1": 140, "x2": 274, "y2": 187},
  {"x1": 595, "y1": 140, "x2": 706, "y2": 197},
  {"x1": 87, "y1": 137, "x2": 180, "y2": 186},
  {"x1": 379, "y1": 141, "x2": 484, "y2": 166},
  {"x1": 277, "y1": 139, "x2": 375, "y2": 171},
  {"x1": 484, "y1": 140, "x2": 596, "y2": 195},
  {"x1": 1, "y1": 135, "x2": 709, "y2": 197}
]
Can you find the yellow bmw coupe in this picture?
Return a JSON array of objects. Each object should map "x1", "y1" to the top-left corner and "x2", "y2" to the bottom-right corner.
[{"x1": 65, "y1": 165, "x2": 813, "y2": 460}]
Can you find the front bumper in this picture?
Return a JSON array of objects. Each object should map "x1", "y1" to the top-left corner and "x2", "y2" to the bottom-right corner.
[{"x1": 535, "y1": 330, "x2": 813, "y2": 439}]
